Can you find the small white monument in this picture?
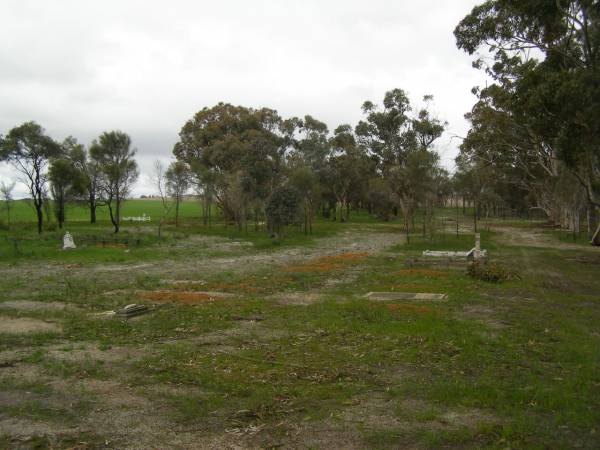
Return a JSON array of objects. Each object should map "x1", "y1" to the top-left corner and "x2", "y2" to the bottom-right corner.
[
  {"x1": 63, "y1": 231, "x2": 76, "y2": 250},
  {"x1": 467, "y1": 233, "x2": 487, "y2": 261}
]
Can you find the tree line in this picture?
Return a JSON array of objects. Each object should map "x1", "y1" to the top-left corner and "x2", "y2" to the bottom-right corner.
[
  {"x1": 0, "y1": 124, "x2": 140, "y2": 233},
  {"x1": 0, "y1": 88, "x2": 451, "y2": 236},
  {"x1": 453, "y1": 0, "x2": 600, "y2": 244},
  {"x1": 172, "y1": 89, "x2": 449, "y2": 236}
]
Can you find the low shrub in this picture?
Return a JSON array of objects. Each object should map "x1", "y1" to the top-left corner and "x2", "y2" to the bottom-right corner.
[{"x1": 467, "y1": 261, "x2": 520, "y2": 283}]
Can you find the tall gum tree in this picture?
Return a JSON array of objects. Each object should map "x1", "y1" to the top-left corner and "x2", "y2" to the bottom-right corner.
[
  {"x1": 0, "y1": 122, "x2": 61, "y2": 233},
  {"x1": 90, "y1": 131, "x2": 139, "y2": 233},
  {"x1": 173, "y1": 103, "x2": 283, "y2": 228},
  {"x1": 355, "y1": 90, "x2": 445, "y2": 236},
  {"x1": 66, "y1": 137, "x2": 103, "y2": 224}
]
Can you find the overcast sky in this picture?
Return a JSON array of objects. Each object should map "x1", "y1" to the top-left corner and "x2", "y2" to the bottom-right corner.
[{"x1": 0, "y1": 0, "x2": 487, "y2": 198}]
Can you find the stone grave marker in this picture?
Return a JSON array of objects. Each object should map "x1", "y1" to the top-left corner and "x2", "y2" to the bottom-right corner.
[{"x1": 63, "y1": 231, "x2": 76, "y2": 250}]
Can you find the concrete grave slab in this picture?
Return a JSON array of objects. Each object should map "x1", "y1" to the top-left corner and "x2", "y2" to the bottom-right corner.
[
  {"x1": 423, "y1": 233, "x2": 488, "y2": 262},
  {"x1": 423, "y1": 251, "x2": 469, "y2": 257},
  {"x1": 365, "y1": 292, "x2": 447, "y2": 301}
]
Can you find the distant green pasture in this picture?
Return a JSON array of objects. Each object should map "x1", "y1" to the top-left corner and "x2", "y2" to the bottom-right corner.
[{"x1": 0, "y1": 198, "x2": 204, "y2": 224}]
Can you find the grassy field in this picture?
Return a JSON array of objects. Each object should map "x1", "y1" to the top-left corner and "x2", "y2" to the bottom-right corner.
[
  {"x1": 0, "y1": 210, "x2": 599, "y2": 449},
  {"x1": 1, "y1": 198, "x2": 205, "y2": 224}
]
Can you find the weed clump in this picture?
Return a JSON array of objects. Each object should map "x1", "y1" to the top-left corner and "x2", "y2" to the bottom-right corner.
[{"x1": 467, "y1": 261, "x2": 520, "y2": 283}]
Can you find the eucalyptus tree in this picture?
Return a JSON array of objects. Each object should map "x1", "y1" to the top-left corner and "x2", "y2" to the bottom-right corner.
[
  {"x1": 291, "y1": 115, "x2": 335, "y2": 218},
  {"x1": 289, "y1": 166, "x2": 320, "y2": 234},
  {"x1": 66, "y1": 137, "x2": 103, "y2": 224},
  {"x1": 329, "y1": 124, "x2": 372, "y2": 222},
  {"x1": 152, "y1": 160, "x2": 173, "y2": 238},
  {"x1": 0, "y1": 122, "x2": 61, "y2": 233},
  {"x1": 48, "y1": 157, "x2": 85, "y2": 228},
  {"x1": 165, "y1": 161, "x2": 190, "y2": 227},
  {"x1": 355, "y1": 89, "x2": 412, "y2": 172},
  {"x1": 297, "y1": 115, "x2": 330, "y2": 170},
  {"x1": 356, "y1": 90, "x2": 445, "y2": 233},
  {"x1": 90, "y1": 131, "x2": 139, "y2": 233},
  {"x1": 265, "y1": 185, "x2": 301, "y2": 235},
  {"x1": 0, "y1": 180, "x2": 16, "y2": 227},
  {"x1": 173, "y1": 103, "x2": 283, "y2": 229}
]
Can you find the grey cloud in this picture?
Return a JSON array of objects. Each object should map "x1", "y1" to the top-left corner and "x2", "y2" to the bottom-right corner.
[{"x1": 0, "y1": 0, "x2": 486, "y2": 198}]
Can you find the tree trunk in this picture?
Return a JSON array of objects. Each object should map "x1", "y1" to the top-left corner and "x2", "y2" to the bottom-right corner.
[
  {"x1": 589, "y1": 205, "x2": 600, "y2": 245},
  {"x1": 304, "y1": 202, "x2": 308, "y2": 235},
  {"x1": 35, "y1": 202, "x2": 43, "y2": 234},
  {"x1": 592, "y1": 221, "x2": 600, "y2": 246},
  {"x1": 89, "y1": 191, "x2": 97, "y2": 224},
  {"x1": 108, "y1": 202, "x2": 119, "y2": 233}
]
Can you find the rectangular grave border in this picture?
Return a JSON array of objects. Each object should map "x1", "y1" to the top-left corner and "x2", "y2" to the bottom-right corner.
[{"x1": 364, "y1": 292, "x2": 448, "y2": 302}]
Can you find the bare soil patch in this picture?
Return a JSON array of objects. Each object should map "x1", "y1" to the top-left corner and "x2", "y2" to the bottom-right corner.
[
  {"x1": 46, "y1": 343, "x2": 138, "y2": 364},
  {"x1": 0, "y1": 418, "x2": 77, "y2": 442},
  {"x1": 0, "y1": 300, "x2": 72, "y2": 312},
  {"x1": 281, "y1": 421, "x2": 365, "y2": 450},
  {"x1": 458, "y1": 304, "x2": 509, "y2": 331},
  {"x1": 341, "y1": 394, "x2": 497, "y2": 433},
  {"x1": 567, "y1": 255, "x2": 600, "y2": 264},
  {"x1": 0, "y1": 317, "x2": 61, "y2": 334},
  {"x1": 93, "y1": 263, "x2": 154, "y2": 273},
  {"x1": 270, "y1": 292, "x2": 323, "y2": 306},
  {"x1": 493, "y1": 226, "x2": 600, "y2": 251},
  {"x1": 283, "y1": 252, "x2": 369, "y2": 273}
]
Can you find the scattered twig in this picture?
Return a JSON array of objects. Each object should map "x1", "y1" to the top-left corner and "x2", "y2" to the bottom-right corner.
[
  {"x1": 215, "y1": 350, "x2": 316, "y2": 371},
  {"x1": 231, "y1": 316, "x2": 265, "y2": 322}
]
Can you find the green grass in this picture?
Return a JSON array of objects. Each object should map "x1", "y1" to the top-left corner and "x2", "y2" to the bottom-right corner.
[{"x1": 0, "y1": 212, "x2": 599, "y2": 448}]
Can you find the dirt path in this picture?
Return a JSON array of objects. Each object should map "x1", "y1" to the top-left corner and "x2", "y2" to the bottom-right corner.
[
  {"x1": 0, "y1": 229, "x2": 404, "y2": 285},
  {"x1": 491, "y1": 226, "x2": 600, "y2": 251},
  {"x1": 148, "y1": 228, "x2": 403, "y2": 277}
]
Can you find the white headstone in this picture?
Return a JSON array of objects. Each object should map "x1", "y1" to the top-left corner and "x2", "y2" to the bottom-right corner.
[{"x1": 63, "y1": 231, "x2": 76, "y2": 250}]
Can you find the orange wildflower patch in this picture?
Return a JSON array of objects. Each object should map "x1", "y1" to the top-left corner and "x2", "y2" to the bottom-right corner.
[
  {"x1": 202, "y1": 281, "x2": 261, "y2": 295},
  {"x1": 283, "y1": 252, "x2": 369, "y2": 273},
  {"x1": 167, "y1": 282, "x2": 207, "y2": 291},
  {"x1": 395, "y1": 269, "x2": 449, "y2": 278},
  {"x1": 137, "y1": 290, "x2": 217, "y2": 305},
  {"x1": 167, "y1": 275, "x2": 296, "y2": 296}
]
